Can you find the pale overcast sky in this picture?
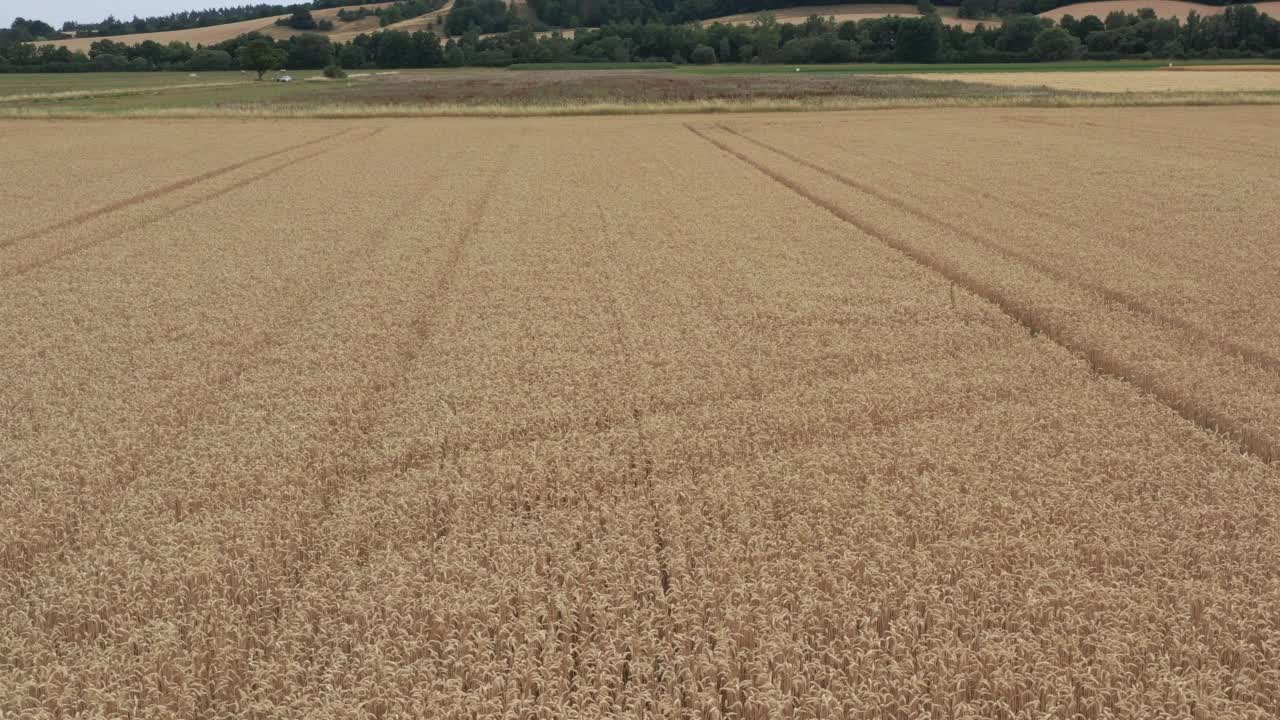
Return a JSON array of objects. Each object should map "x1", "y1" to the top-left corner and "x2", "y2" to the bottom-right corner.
[{"x1": 6, "y1": 1, "x2": 217, "y2": 27}]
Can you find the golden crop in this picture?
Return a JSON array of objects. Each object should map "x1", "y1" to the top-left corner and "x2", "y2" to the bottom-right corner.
[{"x1": 1, "y1": 108, "x2": 1279, "y2": 719}]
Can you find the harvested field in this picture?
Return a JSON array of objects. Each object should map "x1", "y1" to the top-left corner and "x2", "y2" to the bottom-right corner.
[
  {"x1": 331, "y1": 0, "x2": 456, "y2": 41},
  {"x1": 3, "y1": 106, "x2": 1280, "y2": 718},
  {"x1": 36, "y1": 16, "x2": 286, "y2": 52},
  {"x1": 36, "y1": 2, "x2": 396, "y2": 51},
  {"x1": 913, "y1": 68, "x2": 1280, "y2": 91}
]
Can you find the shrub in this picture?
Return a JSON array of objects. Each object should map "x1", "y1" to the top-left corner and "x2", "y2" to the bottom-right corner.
[
  {"x1": 779, "y1": 35, "x2": 857, "y2": 64},
  {"x1": 338, "y1": 45, "x2": 367, "y2": 69},
  {"x1": 1032, "y1": 27, "x2": 1082, "y2": 61},
  {"x1": 689, "y1": 44, "x2": 717, "y2": 64},
  {"x1": 188, "y1": 48, "x2": 232, "y2": 71},
  {"x1": 90, "y1": 53, "x2": 129, "y2": 71},
  {"x1": 323, "y1": 63, "x2": 347, "y2": 78}
]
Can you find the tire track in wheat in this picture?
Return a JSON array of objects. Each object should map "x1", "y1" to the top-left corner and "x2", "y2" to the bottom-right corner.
[
  {"x1": 789, "y1": 117, "x2": 1280, "y2": 289},
  {"x1": 687, "y1": 123, "x2": 1280, "y2": 464},
  {"x1": 719, "y1": 123, "x2": 1280, "y2": 379},
  {"x1": 1, "y1": 129, "x2": 373, "y2": 281},
  {"x1": 584, "y1": 195, "x2": 694, "y2": 713},
  {"x1": 0, "y1": 154, "x2": 423, "y2": 578},
  {"x1": 592, "y1": 202, "x2": 672, "y2": 600},
  {"x1": 0, "y1": 127, "x2": 353, "y2": 251},
  {"x1": 259, "y1": 135, "x2": 525, "y2": 662}
]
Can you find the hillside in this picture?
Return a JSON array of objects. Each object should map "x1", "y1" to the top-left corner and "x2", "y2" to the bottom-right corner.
[
  {"x1": 706, "y1": 0, "x2": 1278, "y2": 29},
  {"x1": 332, "y1": 0, "x2": 455, "y2": 41},
  {"x1": 1038, "y1": 0, "x2": 1280, "y2": 20},
  {"x1": 28, "y1": 0, "x2": 1280, "y2": 51},
  {"x1": 37, "y1": 2, "x2": 396, "y2": 51}
]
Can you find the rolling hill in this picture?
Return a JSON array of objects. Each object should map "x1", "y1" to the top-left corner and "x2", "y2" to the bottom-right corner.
[
  {"x1": 1037, "y1": 0, "x2": 1280, "y2": 20},
  {"x1": 30, "y1": 0, "x2": 1280, "y2": 52},
  {"x1": 37, "y1": 2, "x2": 397, "y2": 51},
  {"x1": 705, "y1": 0, "x2": 1278, "y2": 29}
]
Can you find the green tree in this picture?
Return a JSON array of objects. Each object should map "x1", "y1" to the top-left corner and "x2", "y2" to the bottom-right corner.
[
  {"x1": 237, "y1": 38, "x2": 286, "y2": 79},
  {"x1": 286, "y1": 9, "x2": 318, "y2": 30},
  {"x1": 444, "y1": 38, "x2": 466, "y2": 66},
  {"x1": 895, "y1": 17, "x2": 943, "y2": 62},
  {"x1": 188, "y1": 48, "x2": 232, "y2": 71},
  {"x1": 90, "y1": 53, "x2": 129, "y2": 71},
  {"x1": 689, "y1": 44, "x2": 717, "y2": 64},
  {"x1": 751, "y1": 13, "x2": 781, "y2": 62},
  {"x1": 1075, "y1": 14, "x2": 1106, "y2": 38},
  {"x1": 958, "y1": 0, "x2": 994, "y2": 20},
  {"x1": 1032, "y1": 26, "x2": 1081, "y2": 60},
  {"x1": 338, "y1": 43, "x2": 367, "y2": 69},
  {"x1": 375, "y1": 30, "x2": 414, "y2": 67},
  {"x1": 996, "y1": 16, "x2": 1048, "y2": 54},
  {"x1": 287, "y1": 33, "x2": 334, "y2": 69}
]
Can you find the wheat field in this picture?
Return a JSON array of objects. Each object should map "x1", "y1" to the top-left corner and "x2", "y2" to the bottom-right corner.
[{"x1": 2, "y1": 108, "x2": 1280, "y2": 718}]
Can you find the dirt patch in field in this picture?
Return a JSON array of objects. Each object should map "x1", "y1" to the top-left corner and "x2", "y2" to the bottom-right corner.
[{"x1": 302, "y1": 68, "x2": 1052, "y2": 106}]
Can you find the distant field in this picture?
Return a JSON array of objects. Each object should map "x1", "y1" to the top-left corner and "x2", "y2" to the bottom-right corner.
[
  {"x1": 509, "y1": 62, "x2": 677, "y2": 70},
  {"x1": 2, "y1": 63, "x2": 1279, "y2": 116},
  {"x1": 4, "y1": 105, "x2": 1280, "y2": 717},
  {"x1": 678, "y1": 60, "x2": 1280, "y2": 73},
  {"x1": 918, "y1": 67, "x2": 1280, "y2": 92},
  {"x1": 0, "y1": 70, "x2": 337, "y2": 109},
  {"x1": 327, "y1": 0, "x2": 454, "y2": 41}
]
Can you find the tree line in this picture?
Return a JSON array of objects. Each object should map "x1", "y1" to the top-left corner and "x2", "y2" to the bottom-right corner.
[
  {"x1": 14, "y1": 0, "x2": 1263, "y2": 41},
  {"x1": 526, "y1": 0, "x2": 1256, "y2": 27},
  {"x1": 1, "y1": 4, "x2": 1277, "y2": 73}
]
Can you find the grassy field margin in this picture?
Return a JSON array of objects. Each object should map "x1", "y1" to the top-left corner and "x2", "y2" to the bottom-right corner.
[{"x1": 2, "y1": 90, "x2": 1278, "y2": 119}]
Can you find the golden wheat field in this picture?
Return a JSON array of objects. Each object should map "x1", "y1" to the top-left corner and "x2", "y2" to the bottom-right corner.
[{"x1": 3, "y1": 107, "x2": 1280, "y2": 719}]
